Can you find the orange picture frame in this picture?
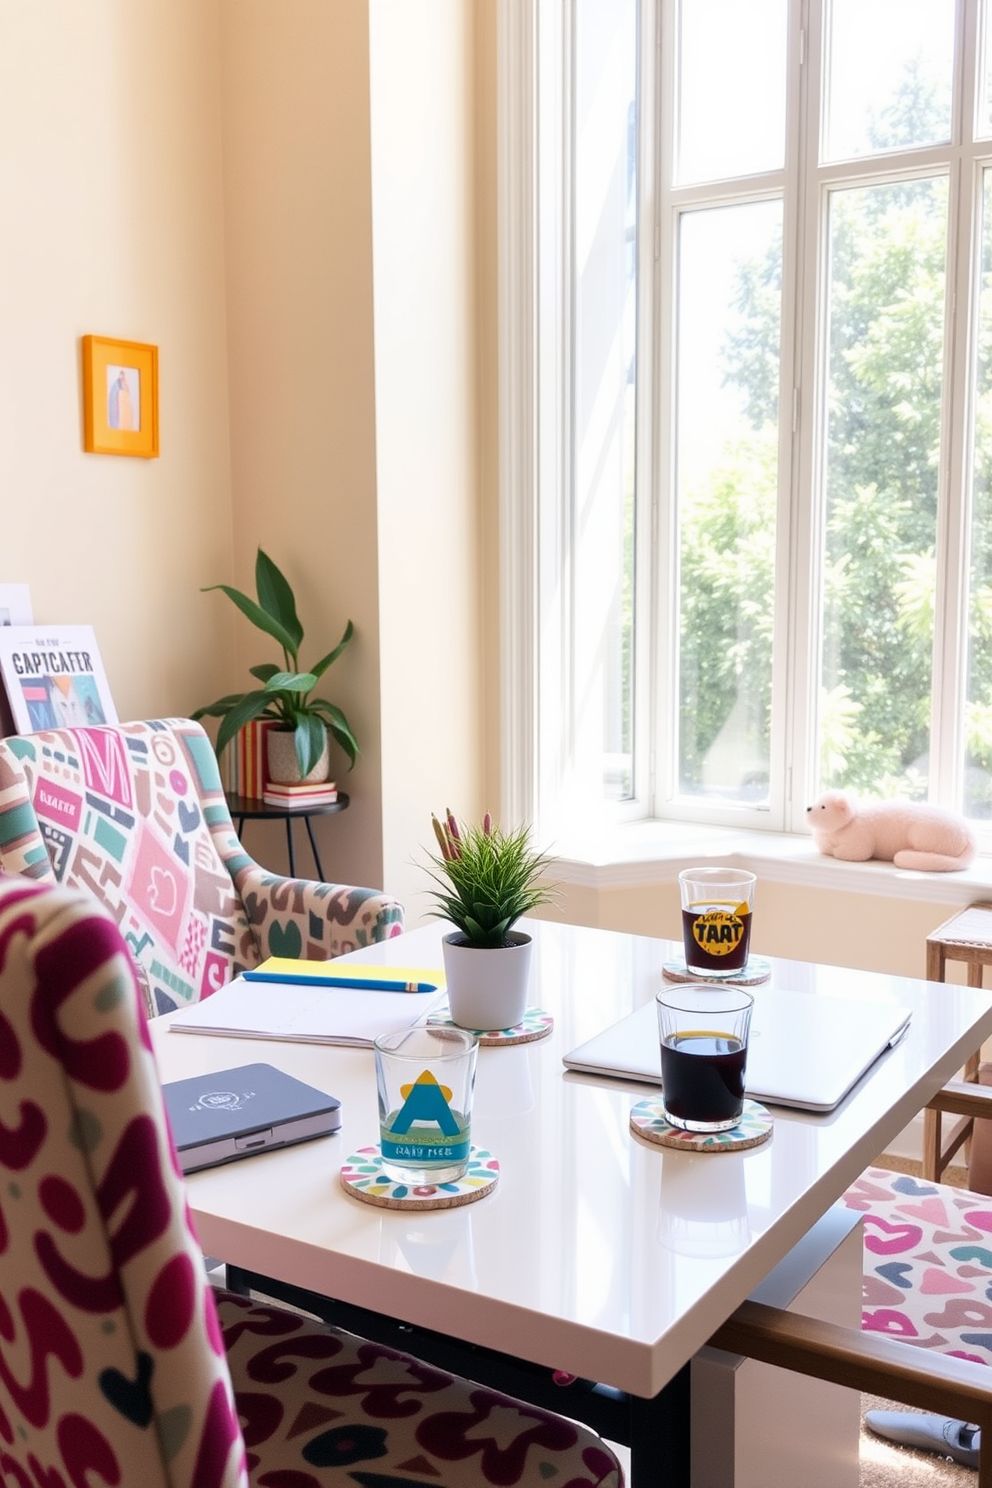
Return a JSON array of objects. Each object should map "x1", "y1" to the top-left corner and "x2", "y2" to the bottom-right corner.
[{"x1": 82, "y1": 335, "x2": 159, "y2": 458}]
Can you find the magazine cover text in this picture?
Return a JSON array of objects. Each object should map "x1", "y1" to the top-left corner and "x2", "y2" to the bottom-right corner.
[{"x1": 0, "y1": 625, "x2": 119, "y2": 733}]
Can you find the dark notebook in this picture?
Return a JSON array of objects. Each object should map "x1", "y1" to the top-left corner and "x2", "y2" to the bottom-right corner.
[{"x1": 162, "y1": 1062, "x2": 342, "y2": 1173}]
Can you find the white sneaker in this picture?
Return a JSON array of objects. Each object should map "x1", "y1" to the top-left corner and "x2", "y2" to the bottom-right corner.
[{"x1": 865, "y1": 1411, "x2": 980, "y2": 1469}]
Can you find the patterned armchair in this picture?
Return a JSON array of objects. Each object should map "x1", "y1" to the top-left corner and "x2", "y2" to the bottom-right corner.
[
  {"x1": 0, "y1": 718, "x2": 404, "y2": 1014},
  {"x1": 0, "y1": 874, "x2": 623, "y2": 1488}
]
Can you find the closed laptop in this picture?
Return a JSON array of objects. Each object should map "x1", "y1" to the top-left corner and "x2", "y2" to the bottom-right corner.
[
  {"x1": 563, "y1": 988, "x2": 912, "y2": 1113},
  {"x1": 162, "y1": 1062, "x2": 342, "y2": 1173}
]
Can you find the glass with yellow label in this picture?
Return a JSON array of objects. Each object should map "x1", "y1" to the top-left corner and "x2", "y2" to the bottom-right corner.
[
  {"x1": 374, "y1": 1025, "x2": 478, "y2": 1183},
  {"x1": 678, "y1": 866, "x2": 756, "y2": 978}
]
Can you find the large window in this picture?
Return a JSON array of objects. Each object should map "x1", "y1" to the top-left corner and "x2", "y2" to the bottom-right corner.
[{"x1": 508, "y1": 0, "x2": 992, "y2": 847}]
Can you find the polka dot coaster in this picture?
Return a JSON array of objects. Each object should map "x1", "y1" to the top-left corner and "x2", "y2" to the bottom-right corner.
[
  {"x1": 662, "y1": 956, "x2": 771, "y2": 986},
  {"x1": 630, "y1": 1097, "x2": 772, "y2": 1152},
  {"x1": 340, "y1": 1146, "x2": 500, "y2": 1208},
  {"x1": 427, "y1": 1004, "x2": 554, "y2": 1046}
]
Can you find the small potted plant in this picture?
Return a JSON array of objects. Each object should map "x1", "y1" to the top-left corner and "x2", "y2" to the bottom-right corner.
[
  {"x1": 423, "y1": 809, "x2": 557, "y2": 1031},
  {"x1": 192, "y1": 548, "x2": 358, "y2": 783}
]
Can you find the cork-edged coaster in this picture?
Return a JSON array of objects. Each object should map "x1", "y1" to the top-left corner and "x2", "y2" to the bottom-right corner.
[
  {"x1": 662, "y1": 956, "x2": 771, "y2": 986},
  {"x1": 630, "y1": 1097, "x2": 772, "y2": 1152},
  {"x1": 427, "y1": 1004, "x2": 554, "y2": 1046},
  {"x1": 340, "y1": 1146, "x2": 500, "y2": 1209}
]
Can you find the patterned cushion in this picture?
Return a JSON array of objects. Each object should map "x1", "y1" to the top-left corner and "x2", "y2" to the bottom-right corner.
[
  {"x1": 842, "y1": 1165, "x2": 992, "y2": 1366},
  {"x1": 216, "y1": 1294, "x2": 623, "y2": 1486},
  {"x1": 0, "y1": 875, "x2": 623, "y2": 1487},
  {"x1": 0, "y1": 719, "x2": 404, "y2": 1014}
]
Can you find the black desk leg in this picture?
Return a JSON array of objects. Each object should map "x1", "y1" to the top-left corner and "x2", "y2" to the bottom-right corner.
[
  {"x1": 304, "y1": 814, "x2": 326, "y2": 881},
  {"x1": 630, "y1": 1363, "x2": 691, "y2": 1487},
  {"x1": 284, "y1": 819, "x2": 297, "y2": 878}
]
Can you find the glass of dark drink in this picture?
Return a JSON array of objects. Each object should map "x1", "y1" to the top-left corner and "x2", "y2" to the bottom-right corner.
[
  {"x1": 656, "y1": 984, "x2": 754, "y2": 1132},
  {"x1": 678, "y1": 867, "x2": 756, "y2": 978}
]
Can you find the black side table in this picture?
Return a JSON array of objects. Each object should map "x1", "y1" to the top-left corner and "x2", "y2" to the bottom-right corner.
[{"x1": 226, "y1": 792, "x2": 349, "y2": 882}]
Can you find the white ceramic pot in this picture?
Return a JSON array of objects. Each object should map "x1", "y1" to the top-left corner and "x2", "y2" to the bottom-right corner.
[
  {"x1": 441, "y1": 930, "x2": 533, "y2": 1032},
  {"x1": 266, "y1": 727, "x2": 330, "y2": 785}
]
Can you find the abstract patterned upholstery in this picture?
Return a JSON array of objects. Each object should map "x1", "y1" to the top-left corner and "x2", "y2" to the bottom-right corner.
[
  {"x1": 0, "y1": 874, "x2": 624, "y2": 1488},
  {"x1": 0, "y1": 719, "x2": 404, "y2": 1014},
  {"x1": 842, "y1": 1165, "x2": 992, "y2": 1366}
]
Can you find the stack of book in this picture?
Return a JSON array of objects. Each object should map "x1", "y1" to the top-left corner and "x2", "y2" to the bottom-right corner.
[
  {"x1": 220, "y1": 719, "x2": 275, "y2": 799},
  {"x1": 262, "y1": 780, "x2": 338, "y2": 809}
]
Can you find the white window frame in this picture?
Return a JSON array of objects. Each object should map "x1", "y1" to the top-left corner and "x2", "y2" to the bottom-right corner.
[{"x1": 499, "y1": 0, "x2": 992, "y2": 851}]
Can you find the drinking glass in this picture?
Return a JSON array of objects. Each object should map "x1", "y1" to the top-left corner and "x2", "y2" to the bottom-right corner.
[
  {"x1": 656, "y1": 984, "x2": 753, "y2": 1133},
  {"x1": 679, "y1": 866, "x2": 756, "y2": 977},
  {"x1": 374, "y1": 1025, "x2": 478, "y2": 1183}
]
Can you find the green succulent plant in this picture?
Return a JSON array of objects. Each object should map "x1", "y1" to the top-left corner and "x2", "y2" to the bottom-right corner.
[
  {"x1": 423, "y1": 810, "x2": 557, "y2": 948},
  {"x1": 192, "y1": 547, "x2": 358, "y2": 778}
]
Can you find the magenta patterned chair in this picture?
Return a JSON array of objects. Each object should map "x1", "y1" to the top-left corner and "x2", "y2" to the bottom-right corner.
[
  {"x1": 0, "y1": 874, "x2": 623, "y2": 1488},
  {"x1": 0, "y1": 718, "x2": 403, "y2": 1014}
]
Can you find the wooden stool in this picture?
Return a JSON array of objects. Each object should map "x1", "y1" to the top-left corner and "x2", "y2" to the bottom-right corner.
[{"x1": 923, "y1": 902, "x2": 992, "y2": 1180}]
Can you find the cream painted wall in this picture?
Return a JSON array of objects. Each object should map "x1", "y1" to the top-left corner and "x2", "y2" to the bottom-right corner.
[
  {"x1": 0, "y1": 0, "x2": 235, "y2": 720},
  {"x1": 369, "y1": 0, "x2": 488, "y2": 924},
  {"x1": 218, "y1": 1, "x2": 488, "y2": 912},
  {"x1": 1, "y1": 0, "x2": 493, "y2": 914},
  {"x1": 218, "y1": 0, "x2": 387, "y2": 892},
  {"x1": 474, "y1": 4, "x2": 502, "y2": 811}
]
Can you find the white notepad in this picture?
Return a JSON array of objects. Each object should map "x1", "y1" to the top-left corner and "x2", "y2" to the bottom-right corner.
[
  {"x1": 563, "y1": 987, "x2": 912, "y2": 1112},
  {"x1": 168, "y1": 975, "x2": 447, "y2": 1047}
]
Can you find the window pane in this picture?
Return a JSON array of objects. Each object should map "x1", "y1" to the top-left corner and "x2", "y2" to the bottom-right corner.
[
  {"x1": 676, "y1": 0, "x2": 787, "y2": 186},
  {"x1": 823, "y1": 0, "x2": 954, "y2": 163},
  {"x1": 980, "y1": 0, "x2": 992, "y2": 139},
  {"x1": 573, "y1": 0, "x2": 638, "y2": 801},
  {"x1": 676, "y1": 201, "x2": 782, "y2": 803},
  {"x1": 964, "y1": 169, "x2": 992, "y2": 816},
  {"x1": 819, "y1": 177, "x2": 947, "y2": 799}
]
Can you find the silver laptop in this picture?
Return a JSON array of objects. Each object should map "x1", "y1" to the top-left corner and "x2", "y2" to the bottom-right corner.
[
  {"x1": 162, "y1": 1062, "x2": 342, "y2": 1173},
  {"x1": 563, "y1": 988, "x2": 912, "y2": 1112}
]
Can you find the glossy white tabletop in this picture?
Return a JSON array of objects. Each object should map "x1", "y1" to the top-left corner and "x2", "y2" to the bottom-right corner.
[{"x1": 150, "y1": 918, "x2": 992, "y2": 1398}]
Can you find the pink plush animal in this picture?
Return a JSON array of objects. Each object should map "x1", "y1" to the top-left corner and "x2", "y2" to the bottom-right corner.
[{"x1": 806, "y1": 790, "x2": 977, "y2": 872}]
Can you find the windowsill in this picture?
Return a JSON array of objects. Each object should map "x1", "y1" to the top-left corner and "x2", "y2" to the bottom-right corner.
[{"x1": 552, "y1": 820, "x2": 992, "y2": 903}]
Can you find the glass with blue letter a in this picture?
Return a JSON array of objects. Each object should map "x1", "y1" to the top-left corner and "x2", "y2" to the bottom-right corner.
[{"x1": 374, "y1": 1025, "x2": 478, "y2": 1183}]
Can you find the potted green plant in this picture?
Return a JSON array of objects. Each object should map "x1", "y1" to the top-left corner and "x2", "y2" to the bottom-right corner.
[
  {"x1": 192, "y1": 548, "x2": 358, "y2": 783},
  {"x1": 423, "y1": 809, "x2": 557, "y2": 1030}
]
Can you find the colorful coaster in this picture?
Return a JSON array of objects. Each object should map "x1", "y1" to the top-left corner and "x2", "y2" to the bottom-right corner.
[
  {"x1": 630, "y1": 1097, "x2": 772, "y2": 1152},
  {"x1": 662, "y1": 956, "x2": 771, "y2": 986},
  {"x1": 340, "y1": 1146, "x2": 500, "y2": 1209},
  {"x1": 427, "y1": 1003, "x2": 554, "y2": 1046}
]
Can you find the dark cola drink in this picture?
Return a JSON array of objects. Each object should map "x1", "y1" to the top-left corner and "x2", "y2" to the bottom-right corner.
[
  {"x1": 678, "y1": 868, "x2": 756, "y2": 979},
  {"x1": 660, "y1": 1032, "x2": 747, "y2": 1129}
]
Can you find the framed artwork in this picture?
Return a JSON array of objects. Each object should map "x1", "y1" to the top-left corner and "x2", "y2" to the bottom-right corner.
[{"x1": 82, "y1": 335, "x2": 159, "y2": 458}]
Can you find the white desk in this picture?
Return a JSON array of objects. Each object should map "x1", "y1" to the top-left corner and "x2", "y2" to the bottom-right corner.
[{"x1": 151, "y1": 920, "x2": 992, "y2": 1476}]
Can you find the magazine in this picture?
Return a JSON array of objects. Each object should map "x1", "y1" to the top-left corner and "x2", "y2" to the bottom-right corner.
[{"x1": 0, "y1": 625, "x2": 118, "y2": 733}]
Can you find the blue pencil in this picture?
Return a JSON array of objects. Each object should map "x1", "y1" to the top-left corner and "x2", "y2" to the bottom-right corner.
[{"x1": 242, "y1": 971, "x2": 439, "y2": 993}]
